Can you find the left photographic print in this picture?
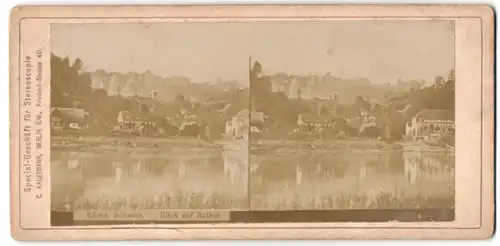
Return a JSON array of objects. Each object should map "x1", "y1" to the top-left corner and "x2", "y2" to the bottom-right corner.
[{"x1": 49, "y1": 23, "x2": 251, "y2": 225}]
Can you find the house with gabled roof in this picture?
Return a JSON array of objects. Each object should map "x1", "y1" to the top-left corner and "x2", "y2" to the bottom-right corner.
[
  {"x1": 296, "y1": 113, "x2": 346, "y2": 133},
  {"x1": 225, "y1": 109, "x2": 249, "y2": 140},
  {"x1": 117, "y1": 111, "x2": 157, "y2": 128},
  {"x1": 405, "y1": 109, "x2": 455, "y2": 140},
  {"x1": 51, "y1": 108, "x2": 89, "y2": 131},
  {"x1": 224, "y1": 109, "x2": 267, "y2": 139}
]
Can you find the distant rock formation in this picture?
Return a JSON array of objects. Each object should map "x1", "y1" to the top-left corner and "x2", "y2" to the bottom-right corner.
[
  {"x1": 267, "y1": 73, "x2": 382, "y2": 104},
  {"x1": 89, "y1": 70, "x2": 247, "y2": 103}
]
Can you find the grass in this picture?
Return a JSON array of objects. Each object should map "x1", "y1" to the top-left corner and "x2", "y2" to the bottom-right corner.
[
  {"x1": 250, "y1": 191, "x2": 454, "y2": 210},
  {"x1": 250, "y1": 169, "x2": 454, "y2": 210},
  {"x1": 54, "y1": 192, "x2": 248, "y2": 211}
]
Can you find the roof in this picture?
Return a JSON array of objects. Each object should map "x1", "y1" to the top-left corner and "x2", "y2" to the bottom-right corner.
[
  {"x1": 235, "y1": 109, "x2": 265, "y2": 119},
  {"x1": 298, "y1": 114, "x2": 340, "y2": 124},
  {"x1": 415, "y1": 109, "x2": 454, "y2": 121},
  {"x1": 235, "y1": 109, "x2": 250, "y2": 118},
  {"x1": 399, "y1": 104, "x2": 420, "y2": 120},
  {"x1": 51, "y1": 108, "x2": 86, "y2": 123},
  {"x1": 118, "y1": 111, "x2": 159, "y2": 122},
  {"x1": 251, "y1": 111, "x2": 265, "y2": 122},
  {"x1": 234, "y1": 110, "x2": 267, "y2": 125},
  {"x1": 347, "y1": 117, "x2": 362, "y2": 129}
]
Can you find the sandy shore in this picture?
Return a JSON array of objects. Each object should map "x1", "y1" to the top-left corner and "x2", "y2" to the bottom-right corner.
[
  {"x1": 250, "y1": 139, "x2": 402, "y2": 155},
  {"x1": 51, "y1": 135, "x2": 223, "y2": 152},
  {"x1": 51, "y1": 135, "x2": 429, "y2": 156}
]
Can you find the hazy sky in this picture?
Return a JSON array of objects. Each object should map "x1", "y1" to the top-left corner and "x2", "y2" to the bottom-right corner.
[{"x1": 52, "y1": 20, "x2": 454, "y2": 84}]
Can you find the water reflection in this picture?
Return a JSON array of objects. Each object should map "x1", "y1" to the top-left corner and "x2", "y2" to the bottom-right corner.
[
  {"x1": 51, "y1": 149, "x2": 249, "y2": 211},
  {"x1": 52, "y1": 148, "x2": 454, "y2": 212},
  {"x1": 250, "y1": 151, "x2": 454, "y2": 210}
]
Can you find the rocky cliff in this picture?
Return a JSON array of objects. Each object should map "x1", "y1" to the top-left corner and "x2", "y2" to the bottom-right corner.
[
  {"x1": 268, "y1": 74, "x2": 389, "y2": 105},
  {"x1": 90, "y1": 70, "x2": 247, "y2": 103}
]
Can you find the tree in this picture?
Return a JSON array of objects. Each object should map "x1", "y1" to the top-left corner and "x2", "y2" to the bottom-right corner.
[
  {"x1": 447, "y1": 69, "x2": 455, "y2": 83},
  {"x1": 140, "y1": 104, "x2": 150, "y2": 114},
  {"x1": 250, "y1": 61, "x2": 272, "y2": 112},
  {"x1": 354, "y1": 96, "x2": 371, "y2": 112},
  {"x1": 251, "y1": 61, "x2": 262, "y2": 78},
  {"x1": 434, "y1": 76, "x2": 445, "y2": 88},
  {"x1": 174, "y1": 94, "x2": 186, "y2": 103},
  {"x1": 61, "y1": 56, "x2": 70, "y2": 68},
  {"x1": 72, "y1": 58, "x2": 83, "y2": 72}
]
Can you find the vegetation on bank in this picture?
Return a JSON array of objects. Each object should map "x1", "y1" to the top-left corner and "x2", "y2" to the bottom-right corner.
[{"x1": 51, "y1": 54, "x2": 454, "y2": 142}]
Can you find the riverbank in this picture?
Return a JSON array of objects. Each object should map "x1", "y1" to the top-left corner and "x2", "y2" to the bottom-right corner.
[
  {"x1": 51, "y1": 135, "x2": 222, "y2": 152},
  {"x1": 52, "y1": 135, "x2": 453, "y2": 155},
  {"x1": 250, "y1": 138, "x2": 402, "y2": 155}
]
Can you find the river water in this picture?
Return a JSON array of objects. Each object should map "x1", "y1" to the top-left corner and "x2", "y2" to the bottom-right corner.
[{"x1": 51, "y1": 148, "x2": 454, "y2": 211}]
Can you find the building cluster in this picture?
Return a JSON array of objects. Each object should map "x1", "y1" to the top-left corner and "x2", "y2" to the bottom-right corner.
[
  {"x1": 50, "y1": 95, "x2": 203, "y2": 138},
  {"x1": 223, "y1": 104, "x2": 455, "y2": 142},
  {"x1": 404, "y1": 109, "x2": 455, "y2": 141}
]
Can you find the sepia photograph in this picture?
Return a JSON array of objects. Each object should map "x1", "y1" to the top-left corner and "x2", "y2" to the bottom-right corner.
[
  {"x1": 247, "y1": 21, "x2": 455, "y2": 217},
  {"x1": 49, "y1": 20, "x2": 456, "y2": 224},
  {"x1": 50, "y1": 23, "x2": 252, "y2": 224}
]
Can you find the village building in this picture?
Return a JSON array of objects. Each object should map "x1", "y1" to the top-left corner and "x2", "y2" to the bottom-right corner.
[
  {"x1": 225, "y1": 109, "x2": 267, "y2": 139},
  {"x1": 249, "y1": 111, "x2": 267, "y2": 132},
  {"x1": 117, "y1": 111, "x2": 156, "y2": 129},
  {"x1": 358, "y1": 114, "x2": 378, "y2": 133},
  {"x1": 51, "y1": 108, "x2": 89, "y2": 131},
  {"x1": 296, "y1": 113, "x2": 337, "y2": 132},
  {"x1": 405, "y1": 109, "x2": 455, "y2": 141},
  {"x1": 116, "y1": 110, "x2": 163, "y2": 137}
]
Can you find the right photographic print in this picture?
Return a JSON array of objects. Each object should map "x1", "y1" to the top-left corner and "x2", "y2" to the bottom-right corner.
[{"x1": 248, "y1": 20, "x2": 455, "y2": 222}]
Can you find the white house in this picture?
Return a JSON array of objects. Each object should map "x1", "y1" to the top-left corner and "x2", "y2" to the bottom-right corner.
[
  {"x1": 225, "y1": 109, "x2": 250, "y2": 140},
  {"x1": 51, "y1": 108, "x2": 89, "y2": 131},
  {"x1": 405, "y1": 109, "x2": 455, "y2": 141},
  {"x1": 117, "y1": 111, "x2": 156, "y2": 129},
  {"x1": 225, "y1": 110, "x2": 267, "y2": 139},
  {"x1": 297, "y1": 113, "x2": 337, "y2": 132}
]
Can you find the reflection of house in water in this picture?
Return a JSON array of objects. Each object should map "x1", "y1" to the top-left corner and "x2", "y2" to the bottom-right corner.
[
  {"x1": 52, "y1": 150, "x2": 250, "y2": 210},
  {"x1": 223, "y1": 150, "x2": 249, "y2": 196},
  {"x1": 51, "y1": 153, "x2": 87, "y2": 210},
  {"x1": 295, "y1": 165, "x2": 302, "y2": 185},
  {"x1": 402, "y1": 151, "x2": 453, "y2": 185},
  {"x1": 113, "y1": 159, "x2": 159, "y2": 185}
]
